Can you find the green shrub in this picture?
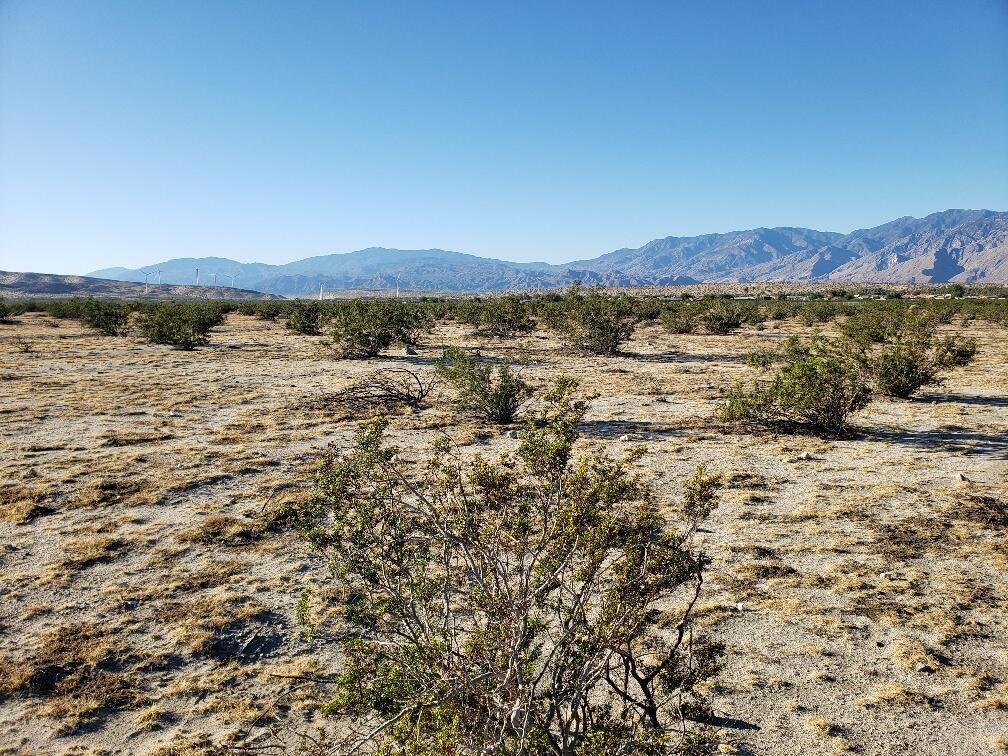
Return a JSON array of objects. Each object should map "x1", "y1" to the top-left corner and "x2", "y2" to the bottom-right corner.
[
  {"x1": 719, "y1": 335, "x2": 871, "y2": 435},
  {"x1": 386, "y1": 301, "x2": 434, "y2": 347},
  {"x1": 136, "y1": 302, "x2": 224, "y2": 350},
  {"x1": 0, "y1": 299, "x2": 10, "y2": 323},
  {"x1": 44, "y1": 299, "x2": 85, "y2": 320},
  {"x1": 294, "y1": 378, "x2": 722, "y2": 754},
  {"x1": 660, "y1": 302, "x2": 699, "y2": 334},
  {"x1": 79, "y1": 298, "x2": 130, "y2": 336},
  {"x1": 934, "y1": 334, "x2": 978, "y2": 368},
  {"x1": 285, "y1": 300, "x2": 325, "y2": 335},
  {"x1": 550, "y1": 285, "x2": 636, "y2": 355},
  {"x1": 697, "y1": 301, "x2": 745, "y2": 335},
  {"x1": 326, "y1": 301, "x2": 398, "y2": 358},
  {"x1": 255, "y1": 301, "x2": 284, "y2": 321},
  {"x1": 437, "y1": 346, "x2": 532, "y2": 424},
  {"x1": 475, "y1": 295, "x2": 535, "y2": 338},
  {"x1": 849, "y1": 308, "x2": 978, "y2": 398}
]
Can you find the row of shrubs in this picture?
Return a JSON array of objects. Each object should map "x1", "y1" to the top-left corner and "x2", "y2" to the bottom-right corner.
[{"x1": 3, "y1": 288, "x2": 1006, "y2": 357}]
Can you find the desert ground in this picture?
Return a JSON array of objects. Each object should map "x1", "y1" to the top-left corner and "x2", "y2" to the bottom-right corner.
[{"x1": 1, "y1": 310, "x2": 1006, "y2": 755}]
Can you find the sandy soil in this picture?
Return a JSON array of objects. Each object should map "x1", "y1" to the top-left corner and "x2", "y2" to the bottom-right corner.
[{"x1": 0, "y1": 312, "x2": 1006, "y2": 755}]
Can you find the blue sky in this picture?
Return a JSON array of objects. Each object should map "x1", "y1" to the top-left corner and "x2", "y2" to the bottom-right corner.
[{"x1": 1, "y1": 0, "x2": 1006, "y2": 274}]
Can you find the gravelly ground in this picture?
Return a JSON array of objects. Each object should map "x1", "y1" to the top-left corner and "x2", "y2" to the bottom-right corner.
[{"x1": 0, "y1": 312, "x2": 1005, "y2": 755}]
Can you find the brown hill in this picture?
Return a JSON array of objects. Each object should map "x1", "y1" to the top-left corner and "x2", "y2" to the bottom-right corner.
[{"x1": 0, "y1": 270, "x2": 280, "y2": 300}]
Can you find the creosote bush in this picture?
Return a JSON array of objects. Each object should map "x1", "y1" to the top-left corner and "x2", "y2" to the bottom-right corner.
[
  {"x1": 327, "y1": 300, "x2": 432, "y2": 358},
  {"x1": 0, "y1": 299, "x2": 11, "y2": 323},
  {"x1": 548, "y1": 285, "x2": 636, "y2": 355},
  {"x1": 79, "y1": 298, "x2": 130, "y2": 336},
  {"x1": 719, "y1": 335, "x2": 870, "y2": 435},
  {"x1": 845, "y1": 307, "x2": 978, "y2": 398},
  {"x1": 295, "y1": 377, "x2": 722, "y2": 755},
  {"x1": 136, "y1": 302, "x2": 225, "y2": 350},
  {"x1": 285, "y1": 300, "x2": 325, "y2": 335},
  {"x1": 437, "y1": 346, "x2": 533, "y2": 424},
  {"x1": 473, "y1": 294, "x2": 536, "y2": 338}
]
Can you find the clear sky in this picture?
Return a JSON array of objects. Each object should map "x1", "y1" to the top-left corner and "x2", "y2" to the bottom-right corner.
[{"x1": 1, "y1": 0, "x2": 1007, "y2": 274}]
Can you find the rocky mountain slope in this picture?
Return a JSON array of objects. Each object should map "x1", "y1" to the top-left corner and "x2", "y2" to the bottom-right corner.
[{"x1": 86, "y1": 209, "x2": 1007, "y2": 294}]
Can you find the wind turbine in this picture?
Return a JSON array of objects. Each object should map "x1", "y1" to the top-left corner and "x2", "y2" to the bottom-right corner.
[
  {"x1": 319, "y1": 282, "x2": 325, "y2": 301},
  {"x1": 394, "y1": 274, "x2": 401, "y2": 299},
  {"x1": 195, "y1": 267, "x2": 200, "y2": 286},
  {"x1": 230, "y1": 273, "x2": 237, "y2": 288},
  {"x1": 142, "y1": 270, "x2": 152, "y2": 294},
  {"x1": 156, "y1": 269, "x2": 162, "y2": 285},
  {"x1": 212, "y1": 272, "x2": 218, "y2": 286}
]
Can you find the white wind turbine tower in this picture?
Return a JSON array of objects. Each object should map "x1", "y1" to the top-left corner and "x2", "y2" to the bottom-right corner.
[
  {"x1": 195, "y1": 267, "x2": 200, "y2": 286},
  {"x1": 212, "y1": 272, "x2": 218, "y2": 286},
  {"x1": 142, "y1": 270, "x2": 152, "y2": 294},
  {"x1": 230, "y1": 273, "x2": 237, "y2": 288},
  {"x1": 156, "y1": 269, "x2": 162, "y2": 285},
  {"x1": 319, "y1": 282, "x2": 325, "y2": 301}
]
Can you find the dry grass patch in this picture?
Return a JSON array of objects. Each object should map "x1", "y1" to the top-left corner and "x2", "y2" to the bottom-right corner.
[{"x1": 0, "y1": 621, "x2": 143, "y2": 733}]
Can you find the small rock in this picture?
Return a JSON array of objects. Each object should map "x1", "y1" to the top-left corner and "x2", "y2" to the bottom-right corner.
[
  {"x1": 735, "y1": 602, "x2": 745, "y2": 612},
  {"x1": 914, "y1": 662, "x2": 928, "y2": 673},
  {"x1": 505, "y1": 430, "x2": 519, "y2": 439},
  {"x1": 403, "y1": 346, "x2": 417, "y2": 356},
  {"x1": 619, "y1": 434, "x2": 634, "y2": 442},
  {"x1": 956, "y1": 472, "x2": 969, "y2": 482},
  {"x1": 796, "y1": 451, "x2": 814, "y2": 461}
]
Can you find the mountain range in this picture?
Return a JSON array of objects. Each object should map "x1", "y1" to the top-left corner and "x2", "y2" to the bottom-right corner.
[{"x1": 89, "y1": 209, "x2": 1008, "y2": 295}]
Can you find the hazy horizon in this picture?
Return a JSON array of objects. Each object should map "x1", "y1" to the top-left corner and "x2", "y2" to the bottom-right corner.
[{"x1": 2, "y1": 1, "x2": 1007, "y2": 275}]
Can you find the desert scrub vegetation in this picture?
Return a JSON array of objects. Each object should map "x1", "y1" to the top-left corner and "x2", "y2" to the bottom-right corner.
[
  {"x1": 0, "y1": 298, "x2": 11, "y2": 323},
  {"x1": 844, "y1": 308, "x2": 978, "y2": 398},
  {"x1": 326, "y1": 300, "x2": 432, "y2": 357},
  {"x1": 468, "y1": 294, "x2": 537, "y2": 338},
  {"x1": 284, "y1": 299, "x2": 326, "y2": 335},
  {"x1": 79, "y1": 297, "x2": 131, "y2": 336},
  {"x1": 135, "y1": 301, "x2": 225, "y2": 349},
  {"x1": 291, "y1": 377, "x2": 723, "y2": 754},
  {"x1": 437, "y1": 346, "x2": 533, "y2": 424},
  {"x1": 719, "y1": 335, "x2": 871, "y2": 435},
  {"x1": 546, "y1": 285, "x2": 637, "y2": 355}
]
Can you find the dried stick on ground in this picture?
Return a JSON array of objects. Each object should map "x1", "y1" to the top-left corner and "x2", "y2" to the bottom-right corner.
[{"x1": 312, "y1": 368, "x2": 436, "y2": 413}]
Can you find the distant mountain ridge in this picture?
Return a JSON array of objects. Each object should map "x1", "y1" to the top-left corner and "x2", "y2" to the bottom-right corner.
[{"x1": 89, "y1": 209, "x2": 1008, "y2": 295}]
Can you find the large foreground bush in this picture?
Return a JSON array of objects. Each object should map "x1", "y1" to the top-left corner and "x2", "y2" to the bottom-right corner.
[
  {"x1": 295, "y1": 378, "x2": 722, "y2": 754},
  {"x1": 719, "y1": 336, "x2": 870, "y2": 435},
  {"x1": 136, "y1": 302, "x2": 224, "y2": 350}
]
